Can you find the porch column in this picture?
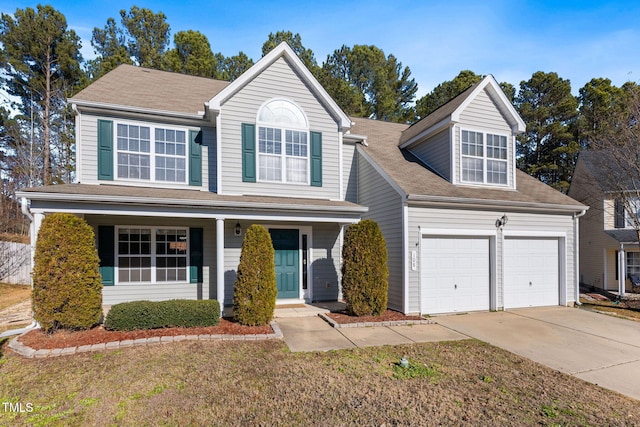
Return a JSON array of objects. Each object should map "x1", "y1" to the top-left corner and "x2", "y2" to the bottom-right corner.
[
  {"x1": 30, "y1": 212, "x2": 44, "y2": 286},
  {"x1": 618, "y1": 245, "x2": 626, "y2": 297},
  {"x1": 216, "y1": 218, "x2": 225, "y2": 316}
]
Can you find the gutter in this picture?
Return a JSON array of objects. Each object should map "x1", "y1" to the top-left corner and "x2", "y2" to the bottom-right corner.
[
  {"x1": 21, "y1": 197, "x2": 32, "y2": 221},
  {"x1": 69, "y1": 99, "x2": 206, "y2": 121},
  {"x1": 573, "y1": 209, "x2": 587, "y2": 306},
  {"x1": 407, "y1": 194, "x2": 588, "y2": 214},
  {"x1": 15, "y1": 191, "x2": 369, "y2": 214}
]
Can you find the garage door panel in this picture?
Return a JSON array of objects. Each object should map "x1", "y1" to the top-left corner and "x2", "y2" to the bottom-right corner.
[
  {"x1": 421, "y1": 236, "x2": 490, "y2": 314},
  {"x1": 504, "y1": 238, "x2": 559, "y2": 309}
]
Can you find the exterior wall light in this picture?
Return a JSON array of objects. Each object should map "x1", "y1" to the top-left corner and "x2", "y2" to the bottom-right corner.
[
  {"x1": 495, "y1": 214, "x2": 508, "y2": 229},
  {"x1": 234, "y1": 222, "x2": 242, "y2": 236}
]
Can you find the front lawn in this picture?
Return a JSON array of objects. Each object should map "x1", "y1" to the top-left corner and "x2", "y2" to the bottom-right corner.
[
  {"x1": 1, "y1": 339, "x2": 638, "y2": 426},
  {"x1": 0, "y1": 283, "x2": 30, "y2": 312}
]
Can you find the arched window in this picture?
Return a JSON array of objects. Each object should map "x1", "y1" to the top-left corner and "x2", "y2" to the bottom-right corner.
[{"x1": 257, "y1": 99, "x2": 309, "y2": 183}]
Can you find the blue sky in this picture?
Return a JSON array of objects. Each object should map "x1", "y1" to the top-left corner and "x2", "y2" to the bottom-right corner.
[{"x1": 2, "y1": 1, "x2": 640, "y2": 97}]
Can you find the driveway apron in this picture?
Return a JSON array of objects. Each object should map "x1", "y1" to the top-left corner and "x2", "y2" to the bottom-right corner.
[{"x1": 436, "y1": 306, "x2": 640, "y2": 401}]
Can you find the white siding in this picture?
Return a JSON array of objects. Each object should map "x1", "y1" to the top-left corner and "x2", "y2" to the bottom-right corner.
[
  {"x1": 408, "y1": 207, "x2": 576, "y2": 313},
  {"x1": 219, "y1": 57, "x2": 340, "y2": 199},
  {"x1": 86, "y1": 215, "x2": 216, "y2": 306},
  {"x1": 311, "y1": 223, "x2": 341, "y2": 301},
  {"x1": 343, "y1": 141, "x2": 358, "y2": 202},
  {"x1": 454, "y1": 89, "x2": 516, "y2": 189},
  {"x1": 408, "y1": 129, "x2": 451, "y2": 180},
  {"x1": 78, "y1": 113, "x2": 212, "y2": 191},
  {"x1": 357, "y1": 154, "x2": 404, "y2": 311}
]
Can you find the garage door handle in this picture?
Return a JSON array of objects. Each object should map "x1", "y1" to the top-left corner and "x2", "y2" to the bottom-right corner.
[
  {"x1": 454, "y1": 284, "x2": 457, "y2": 289},
  {"x1": 529, "y1": 281, "x2": 532, "y2": 286}
]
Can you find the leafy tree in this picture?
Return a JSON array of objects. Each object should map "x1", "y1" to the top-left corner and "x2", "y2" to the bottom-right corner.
[
  {"x1": 120, "y1": 6, "x2": 170, "y2": 68},
  {"x1": 90, "y1": 6, "x2": 170, "y2": 78},
  {"x1": 515, "y1": 71, "x2": 579, "y2": 192},
  {"x1": 233, "y1": 224, "x2": 277, "y2": 326},
  {"x1": 0, "y1": 4, "x2": 84, "y2": 185},
  {"x1": 87, "y1": 17, "x2": 132, "y2": 79},
  {"x1": 322, "y1": 44, "x2": 417, "y2": 122},
  {"x1": 341, "y1": 219, "x2": 388, "y2": 316},
  {"x1": 163, "y1": 30, "x2": 217, "y2": 77},
  {"x1": 577, "y1": 77, "x2": 627, "y2": 148},
  {"x1": 416, "y1": 70, "x2": 482, "y2": 119},
  {"x1": 415, "y1": 70, "x2": 516, "y2": 119},
  {"x1": 215, "y1": 51, "x2": 254, "y2": 81},
  {"x1": 262, "y1": 31, "x2": 317, "y2": 71},
  {"x1": 32, "y1": 213, "x2": 102, "y2": 332}
]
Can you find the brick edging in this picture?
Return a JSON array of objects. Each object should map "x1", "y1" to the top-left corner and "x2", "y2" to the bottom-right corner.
[
  {"x1": 318, "y1": 313, "x2": 435, "y2": 328},
  {"x1": 7, "y1": 321, "x2": 283, "y2": 359}
]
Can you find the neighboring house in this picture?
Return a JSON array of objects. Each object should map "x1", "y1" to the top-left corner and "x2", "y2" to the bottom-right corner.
[
  {"x1": 568, "y1": 150, "x2": 637, "y2": 295},
  {"x1": 17, "y1": 43, "x2": 587, "y2": 315}
]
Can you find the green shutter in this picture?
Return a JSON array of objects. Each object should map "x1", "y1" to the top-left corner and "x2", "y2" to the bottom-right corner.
[
  {"x1": 310, "y1": 131, "x2": 322, "y2": 187},
  {"x1": 189, "y1": 227, "x2": 203, "y2": 284},
  {"x1": 189, "y1": 130, "x2": 202, "y2": 186},
  {"x1": 97, "y1": 120, "x2": 113, "y2": 180},
  {"x1": 98, "y1": 226, "x2": 115, "y2": 286},
  {"x1": 242, "y1": 123, "x2": 256, "y2": 182}
]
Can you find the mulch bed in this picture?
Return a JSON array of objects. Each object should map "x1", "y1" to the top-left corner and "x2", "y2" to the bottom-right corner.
[
  {"x1": 325, "y1": 309, "x2": 426, "y2": 324},
  {"x1": 18, "y1": 318, "x2": 273, "y2": 350}
]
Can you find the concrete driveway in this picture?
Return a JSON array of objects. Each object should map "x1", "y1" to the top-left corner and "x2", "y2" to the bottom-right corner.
[{"x1": 436, "y1": 306, "x2": 640, "y2": 401}]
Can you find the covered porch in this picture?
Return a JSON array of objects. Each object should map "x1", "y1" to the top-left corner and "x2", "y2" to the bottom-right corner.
[
  {"x1": 604, "y1": 230, "x2": 640, "y2": 296},
  {"x1": 17, "y1": 184, "x2": 367, "y2": 315}
]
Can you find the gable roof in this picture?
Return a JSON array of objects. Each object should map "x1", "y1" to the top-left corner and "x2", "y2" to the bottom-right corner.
[
  {"x1": 576, "y1": 149, "x2": 640, "y2": 193},
  {"x1": 352, "y1": 116, "x2": 586, "y2": 212},
  {"x1": 69, "y1": 64, "x2": 229, "y2": 118},
  {"x1": 208, "y1": 42, "x2": 352, "y2": 130},
  {"x1": 400, "y1": 75, "x2": 525, "y2": 148}
]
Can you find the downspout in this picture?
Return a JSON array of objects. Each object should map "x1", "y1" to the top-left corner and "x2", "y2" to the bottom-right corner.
[{"x1": 573, "y1": 209, "x2": 587, "y2": 306}]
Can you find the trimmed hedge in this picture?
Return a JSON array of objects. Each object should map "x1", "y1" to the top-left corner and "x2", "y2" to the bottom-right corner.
[
  {"x1": 32, "y1": 213, "x2": 102, "y2": 332},
  {"x1": 104, "y1": 299, "x2": 220, "y2": 331},
  {"x1": 233, "y1": 224, "x2": 277, "y2": 326},
  {"x1": 341, "y1": 219, "x2": 389, "y2": 316}
]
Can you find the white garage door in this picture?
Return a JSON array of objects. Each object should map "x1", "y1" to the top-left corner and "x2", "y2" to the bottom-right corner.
[
  {"x1": 421, "y1": 237, "x2": 490, "y2": 314},
  {"x1": 504, "y1": 238, "x2": 559, "y2": 309}
]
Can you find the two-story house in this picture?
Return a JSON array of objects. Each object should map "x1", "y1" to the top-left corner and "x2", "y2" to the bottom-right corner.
[
  {"x1": 18, "y1": 43, "x2": 587, "y2": 315},
  {"x1": 569, "y1": 150, "x2": 638, "y2": 295}
]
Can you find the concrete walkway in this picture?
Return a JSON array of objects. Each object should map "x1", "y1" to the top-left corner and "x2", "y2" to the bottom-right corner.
[
  {"x1": 435, "y1": 306, "x2": 640, "y2": 401},
  {"x1": 275, "y1": 316, "x2": 467, "y2": 352}
]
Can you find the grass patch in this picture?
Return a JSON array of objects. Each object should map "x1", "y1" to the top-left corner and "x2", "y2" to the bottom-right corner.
[
  {"x1": 0, "y1": 339, "x2": 638, "y2": 425},
  {"x1": 580, "y1": 298, "x2": 640, "y2": 321},
  {"x1": 0, "y1": 283, "x2": 31, "y2": 311}
]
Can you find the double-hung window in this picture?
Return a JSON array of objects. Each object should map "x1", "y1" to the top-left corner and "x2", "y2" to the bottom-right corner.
[
  {"x1": 117, "y1": 227, "x2": 188, "y2": 284},
  {"x1": 461, "y1": 130, "x2": 508, "y2": 185},
  {"x1": 116, "y1": 122, "x2": 187, "y2": 183},
  {"x1": 257, "y1": 99, "x2": 309, "y2": 184},
  {"x1": 627, "y1": 252, "x2": 640, "y2": 277}
]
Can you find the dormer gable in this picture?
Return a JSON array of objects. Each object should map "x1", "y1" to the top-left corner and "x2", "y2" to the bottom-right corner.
[{"x1": 399, "y1": 75, "x2": 525, "y2": 190}]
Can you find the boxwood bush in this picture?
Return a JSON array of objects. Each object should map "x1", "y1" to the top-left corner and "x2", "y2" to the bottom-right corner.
[
  {"x1": 104, "y1": 299, "x2": 220, "y2": 331},
  {"x1": 233, "y1": 224, "x2": 277, "y2": 326},
  {"x1": 32, "y1": 212, "x2": 102, "y2": 332},
  {"x1": 341, "y1": 219, "x2": 389, "y2": 316}
]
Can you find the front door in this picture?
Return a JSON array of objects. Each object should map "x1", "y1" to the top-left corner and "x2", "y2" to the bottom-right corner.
[{"x1": 269, "y1": 229, "x2": 300, "y2": 299}]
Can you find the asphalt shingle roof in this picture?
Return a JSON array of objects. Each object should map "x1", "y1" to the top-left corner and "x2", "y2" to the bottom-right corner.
[{"x1": 71, "y1": 64, "x2": 229, "y2": 115}]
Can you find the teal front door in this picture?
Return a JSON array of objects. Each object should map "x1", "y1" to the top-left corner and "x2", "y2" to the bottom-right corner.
[{"x1": 269, "y1": 229, "x2": 300, "y2": 299}]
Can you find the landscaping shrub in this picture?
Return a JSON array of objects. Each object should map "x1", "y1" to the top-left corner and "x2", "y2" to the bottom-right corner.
[
  {"x1": 32, "y1": 213, "x2": 102, "y2": 332},
  {"x1": 233, "y1": 224, "x2": 277, "y2": 326},
  {"x1": 104, "y1": 299, "x2": 220, "y2": 331},
  {"x1": 341, "y1": 219, "x2": 389, "y2": 316}
]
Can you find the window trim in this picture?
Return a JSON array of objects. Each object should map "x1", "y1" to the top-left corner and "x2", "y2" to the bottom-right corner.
[
  {"x1": 115, "y1": 226, "x2": 190, "y2": 285},
  {"x1": 113, "y1": 119, "x2": 190, "y2": 184},
  {"x1": 459, "y1": 127, "x2": 510, "y2": 187},
  {"x1": 256, "y1": 98, "x2": 310, "y2": 185}
]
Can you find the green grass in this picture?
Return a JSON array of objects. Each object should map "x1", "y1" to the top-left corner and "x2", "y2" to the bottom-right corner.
[{"x1": 1, "y1": 339, "x2": 638, "y2": 426}]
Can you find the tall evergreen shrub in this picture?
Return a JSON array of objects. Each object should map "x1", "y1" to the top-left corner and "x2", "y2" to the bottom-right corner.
[
  {"x1": 233, "y1": 224, "x2": 277, "y2": 326},
  {"x1": 341, "y1": 219, "x2": 389, "y2": 316},
  {"x1": 32, "y1": 213, "x2": 103, "y2": 332}
]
